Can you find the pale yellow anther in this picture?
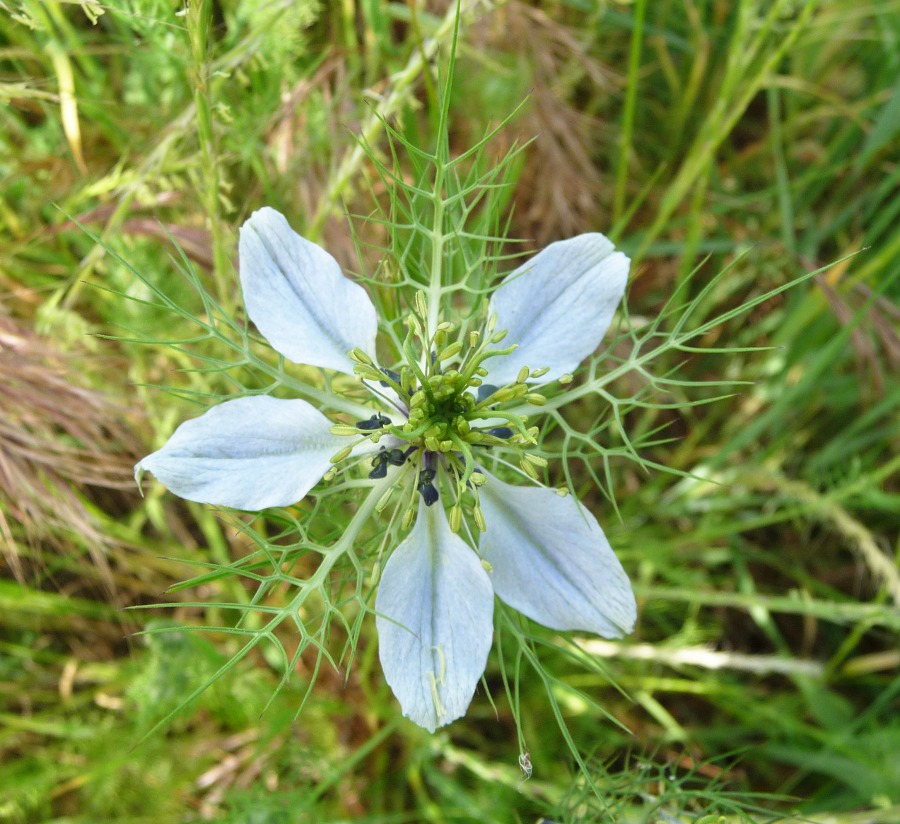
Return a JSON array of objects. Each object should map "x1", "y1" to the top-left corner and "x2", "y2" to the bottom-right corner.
[
  {"x1": 355, "y1": 365, "x2": 382, "y2": 381},
  {"x1": 473, "y1": 504, "x2": 486, "y2": 532},
  {"x1": 525, "y1": 393, "x2": 547, "y2": 406},
  {"x1": 439, "y1": 340, "x2": 463, "y2": 361},
  {"x1": 323, "y1": 467, "x2": 337, "y2": 482},
  {"x1": 556, "y1": 486, "x2": 570, "y2": 497},
  {"x1": 519, "y1": 459, "x2": 539, "y2": 481},
  {"x1": 375, "y1": 486, "x2": 395, "y2": 512},
  {"x1": 330, "y1": 424, "x2": 361, "y2": 437},
  {"x1": 349, "y1": 347, "x2": 374, "y2": 365},
  {"x1": 558, "y1": 373, "x2": 574, "y2": 385},
  {"x1": 524, "y1": 453, "x2": 548, "y2": 468},
  {"x1": 415, "y1": 290, "x2": 428, "y2": 319},
  {"x1": 531, "y1": 367, "x2": 550, "y2": 378},
  {"x1": 449, "y1": 505, "x2": 462, "y2": 533},
  {"x1": 516, "y1": 365, "x2": 530, "y2": 384},
  {"x1": 330, "y1": 445, "x2": 353, "y2": 463},
  {"x1": 469, "y1": 330, "x2": 480, "y2": 348}
]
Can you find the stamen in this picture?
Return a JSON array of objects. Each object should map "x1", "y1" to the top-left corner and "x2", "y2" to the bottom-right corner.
[
  {"x1": 356, "y1": 413, "x2": 391, "y2": 431},
  {"x1": 379, "y1": 367, "x2": 401, "y2": 387},
  {"x1": 368, "y1": 459, "x2": 388, "y2": 480}
]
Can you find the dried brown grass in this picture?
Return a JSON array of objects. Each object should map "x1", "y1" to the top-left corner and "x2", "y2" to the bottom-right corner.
[{"x1": 0, "y1": 313, "x2": 141, "y2": 600}]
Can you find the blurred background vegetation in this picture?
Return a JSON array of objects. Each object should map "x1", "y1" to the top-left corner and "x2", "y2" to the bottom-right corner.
[{"x1": 1, "y1": 0, "x2": 898, "y2": 821}]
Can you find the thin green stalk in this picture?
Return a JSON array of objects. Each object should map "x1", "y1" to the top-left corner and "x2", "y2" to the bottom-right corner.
[
  {"x1": 186, "y1": 0, "x2": 230, "y2": 300},
  {"x1": 308, "y1": 0, "x2": 494, "y2": 239},
  {"x1": 631, "y1": 0, "x2": 818, "y2": 265},
  {"x1": 613, "y1": 0, "x2": 646, "y2": 223}
]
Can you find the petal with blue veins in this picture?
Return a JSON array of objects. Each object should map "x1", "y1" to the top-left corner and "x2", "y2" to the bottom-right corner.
[
  {"x1": 376, "y1": 500, "x2": 494, "y2": 732},
  {"x1": 239, "y1": 207, "x2": 378, "y2": 374},
  {"x1": 135, "y1": 395, "x2": 344, "y2": 510},
  {"x1": 478, "y1": 474, "x2": 636, "y2": 638},
  {"x1": 486, "y1": 234, "x2": 629, "y2": 386}
]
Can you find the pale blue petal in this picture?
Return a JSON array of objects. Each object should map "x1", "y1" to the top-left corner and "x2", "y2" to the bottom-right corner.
[
  {"x1": 478, "y1": 474, "x2": 636, "y2": 638},
  {"x1": 135, "y1": 396, "x2": 344, "y2": 510},
  {"x1": 239, "y1": 207, "x2": 378, "y2": 374},
  {"x1": 486, "y1": 234, "x2": 629, "y2": 386},
  {"x1": 376, "y1": 500, "x2": 494, "y2": 732}
]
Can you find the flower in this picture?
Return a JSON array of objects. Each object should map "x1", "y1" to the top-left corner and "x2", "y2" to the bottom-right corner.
[{"x1": 136, "y1": 207, "x2": 637, "y2": 732}]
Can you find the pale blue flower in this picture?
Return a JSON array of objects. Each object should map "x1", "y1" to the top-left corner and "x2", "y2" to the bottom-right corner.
[{"x1": 136, "y1": 207, "x2": 637, "y2": 732}]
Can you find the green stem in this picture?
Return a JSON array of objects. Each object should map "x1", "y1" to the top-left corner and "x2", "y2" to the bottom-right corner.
[
  {"x1": 186, "y1": 0, "x2": 230, "y2": 300},
  {"x1": 613, "y1": 0, "x2": 646, "y2": 222}
]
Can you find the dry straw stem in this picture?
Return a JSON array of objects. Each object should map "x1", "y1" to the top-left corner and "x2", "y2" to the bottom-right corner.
[{"x1": 580, "y1": 639, "x2": 825, "y2": 678}]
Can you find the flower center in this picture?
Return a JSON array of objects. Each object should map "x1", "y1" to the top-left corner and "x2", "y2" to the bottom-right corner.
[{"x1": 328, "y1": 293, "x2": 550, "y2": 531}]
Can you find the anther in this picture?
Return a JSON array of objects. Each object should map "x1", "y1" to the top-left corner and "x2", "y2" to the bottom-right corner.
[
  {"x1": 368, "y1": 458, "x2": 388, "y2": 480},
  {"x1": 330, "y1": 424, "x2": 361, "y2": 436},
  {"x1": 356, "y1": 413, "x2": 391, "y2": 431},
  {"x1": 385, "y1": 449, "x2": 406, "y2": 466},
  {"x1": 420, "y1": 483, "x2": 439, "y2": 506},
  {"x1": 330, "y1": 445, "x2": 353, "y2": 463},
  {"x1": 473, "y1": 504, "x2": 486, "y2": 532},
  {"x1": 519, "y1": 459, "x2": 539, "y2": 481},
  {"x1": 349, "y1": 347, "x2": 375, "y2": 366},
  {"x1": 415, "y1": 290, "x2": 428, "y2": 320},
  {"x1": 439, "y1": 340, "x2": 463, "y2": 361},
  {"x1": 379, "y1": 367, "x2": 401, "y2": 387}
]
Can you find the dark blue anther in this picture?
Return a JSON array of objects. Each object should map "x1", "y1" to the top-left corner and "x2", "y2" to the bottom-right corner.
[
  {"x1": 487, "y1": 427, "x2": 513, "y2": 439},
  {"x1": 368, "y1": 446, "x2": 406, "y2": 479},
  {"x1": 379, "y1": 368, "x2": 401, "y2": 388},
  {"x1": 419, "y1": 483, "x2": 439, "y2": 506},
  {"x1": 368, "y1": 459, "x2": 388, "y2": 480},
  {"x1": 417, "y1": 467, "x2": 439, "y2": 506},
  {"x1": 356, "y1": 413, "x2": 391, "y2": 431}
]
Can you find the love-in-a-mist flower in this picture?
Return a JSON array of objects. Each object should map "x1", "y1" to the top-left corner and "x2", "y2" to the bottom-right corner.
[{"x1": 136, "y1": 207, "x2": 637, "y2": 732}]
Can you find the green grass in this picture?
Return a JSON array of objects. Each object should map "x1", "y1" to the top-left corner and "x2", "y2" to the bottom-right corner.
[{"x1": 1, "y1": 0, "x2": 898, "y2": 821}]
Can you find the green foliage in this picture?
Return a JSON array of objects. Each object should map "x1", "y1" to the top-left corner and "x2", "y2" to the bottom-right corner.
[{"x1": 1, "y1": 0, "x2": 897, "y2": 821}]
